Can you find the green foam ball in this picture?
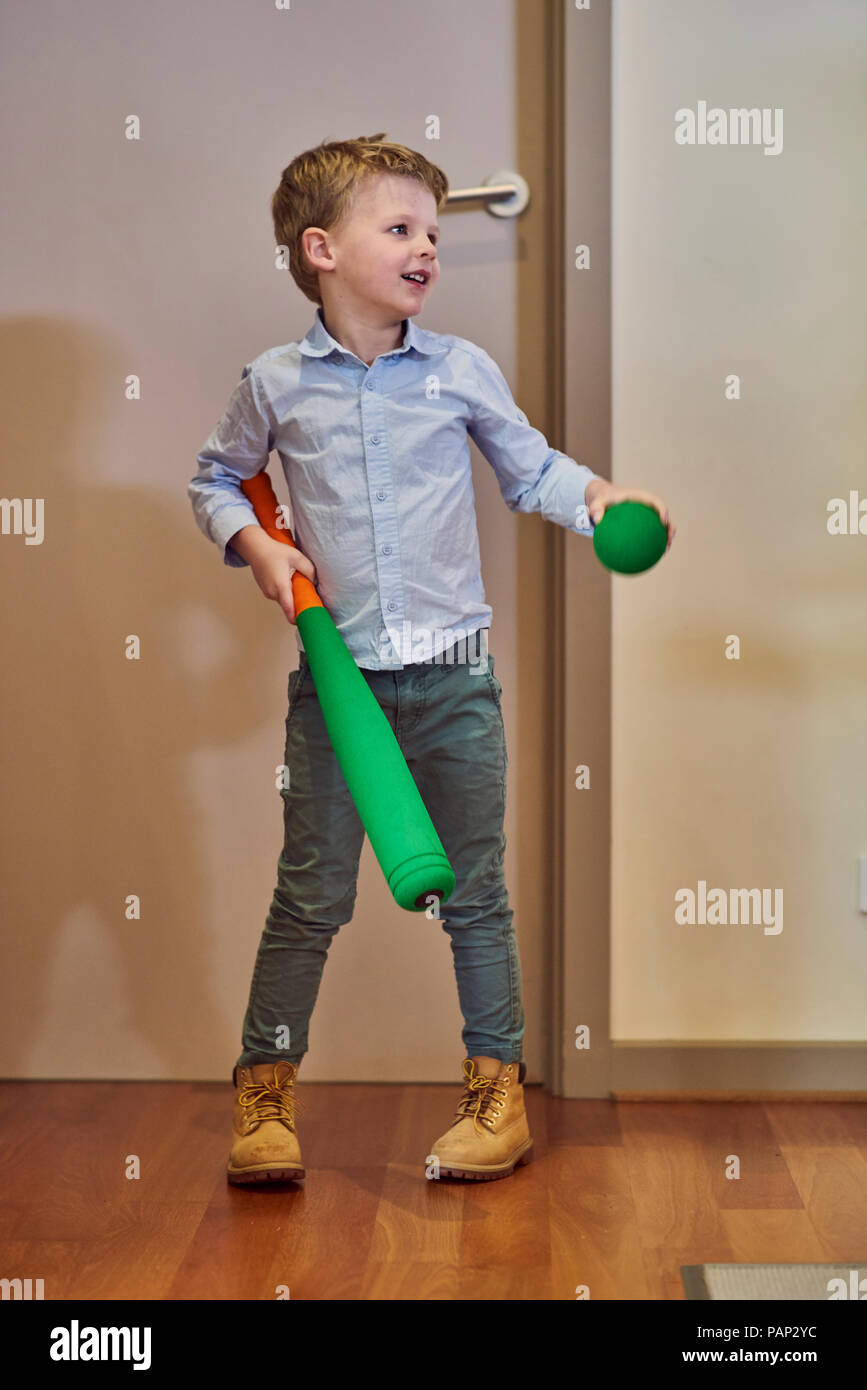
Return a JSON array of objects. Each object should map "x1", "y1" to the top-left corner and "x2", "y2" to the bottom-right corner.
[{"x1": 592, "y1": 500, "x2": 667, "y2": 574}]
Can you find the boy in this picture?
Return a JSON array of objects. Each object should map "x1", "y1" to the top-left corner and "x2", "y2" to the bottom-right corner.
[{"x1": 188, "y1": 133, "x2": 675, "y2": 1186}]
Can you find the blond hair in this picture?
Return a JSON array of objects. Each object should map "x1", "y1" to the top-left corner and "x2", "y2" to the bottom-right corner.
[{"x1": 272, "y1": 132, "x2": 449, "y2": 305}]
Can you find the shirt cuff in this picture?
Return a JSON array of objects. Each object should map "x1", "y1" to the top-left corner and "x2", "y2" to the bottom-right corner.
[
  {"x1": 574, "y1": 472, "x2": 606, "y2": 532},
  {"x1": 208, "y1": 501, "x2": 260, "y2": 568}
]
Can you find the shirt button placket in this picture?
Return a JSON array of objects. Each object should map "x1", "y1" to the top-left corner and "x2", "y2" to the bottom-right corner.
[{"x1": 362, "y1": 365, "x2": 403, "y2": 663}]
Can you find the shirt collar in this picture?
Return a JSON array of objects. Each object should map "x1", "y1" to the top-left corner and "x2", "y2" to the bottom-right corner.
[{"x1": 298, "y1": 304, "x2": 437, "y2": 360}]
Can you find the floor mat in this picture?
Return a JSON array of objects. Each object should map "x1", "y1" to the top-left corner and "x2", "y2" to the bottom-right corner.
[{"x1": 682, "y1": 1263, "x2": 867, "y2": 1300}]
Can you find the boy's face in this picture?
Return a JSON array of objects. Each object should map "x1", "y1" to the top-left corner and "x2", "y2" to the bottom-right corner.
[{"x1": 311, "y1": 173, "x2": 440, "y2": 317}]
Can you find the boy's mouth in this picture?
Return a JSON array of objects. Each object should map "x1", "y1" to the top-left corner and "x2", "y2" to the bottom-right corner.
[{"x1": 401, "y1": 271, "x2": 429, "y2": 287}]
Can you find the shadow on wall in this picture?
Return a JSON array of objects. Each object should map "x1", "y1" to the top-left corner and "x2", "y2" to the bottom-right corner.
[{"x1": 0, "y1": 317, "x2": 291, "y2": 1080}]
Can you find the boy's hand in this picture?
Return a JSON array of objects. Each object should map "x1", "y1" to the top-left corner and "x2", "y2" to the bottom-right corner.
[
  {"x1": 251, "y1": 536, "x2": 318, "y2": 624},
  {"x1": 585, "y1": 480, "x2": 676, "y2": 554},
  {"x1": 230, "y1": 526, "x2": 318, "y2": 624}
]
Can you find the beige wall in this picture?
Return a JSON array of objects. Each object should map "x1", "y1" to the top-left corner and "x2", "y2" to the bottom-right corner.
[
  {"x1": 605, "y1": 0, "x2": 867, "y2": 1050},
  {"x1": 0, "y1": 0, "x2": 565, "y2": 1081},
  {"x1": 5, "y1": 0, "x2": 860, "y2": 1091}
]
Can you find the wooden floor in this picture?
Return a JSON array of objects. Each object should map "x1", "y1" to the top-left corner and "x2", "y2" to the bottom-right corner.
[{"x1": 1, "y1": 1080, "x2": 866, "y2": 1300}]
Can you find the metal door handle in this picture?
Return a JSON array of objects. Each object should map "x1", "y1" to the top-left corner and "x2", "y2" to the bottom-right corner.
[{"x1": 445, "y1": 169, "x2": 530, "y2": 218}]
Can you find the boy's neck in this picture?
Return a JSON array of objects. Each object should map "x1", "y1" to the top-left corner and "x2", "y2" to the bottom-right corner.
[{"x1": 319, "y1": 303, "x2": 406, "y2": 367}]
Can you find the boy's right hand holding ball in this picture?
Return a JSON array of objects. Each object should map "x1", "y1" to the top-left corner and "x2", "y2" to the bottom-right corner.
[{"x1": 229, "y1": 525, "x2": 318, "y2": 625}]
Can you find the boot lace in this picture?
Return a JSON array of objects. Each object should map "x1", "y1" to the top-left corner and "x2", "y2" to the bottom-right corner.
[
  {"x1": 454, "y1": 1059, "x2": 507, "y2": 1135},
  {"x1": 239, "y1": 1063, "x2": 305, "y2": 1131}
]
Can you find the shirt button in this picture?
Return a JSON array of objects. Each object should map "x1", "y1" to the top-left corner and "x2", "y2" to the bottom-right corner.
[
  {"x1": 369, "y1": 434, "x2": 380, "y2": 445},
  {"x1": 366, "y1": 379, "x2": 375, "y2": 390},
  {"x1": 382, "y1": 545, "x2": 392, "y2": 555},
  {"x1": 333, "y1": 353, "x2": 344, "y2": 364},
  {"x1": 376, "y1": 489, "x2": 386, "y2": 501},
  {"x1": 387, "y1": 601, "x2": 398, "y2": 612}
]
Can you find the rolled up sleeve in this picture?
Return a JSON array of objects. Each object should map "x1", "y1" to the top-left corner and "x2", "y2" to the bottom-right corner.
[
  {"x1": 467, "y1": 346, "x2": 603, "y2": 534},
  {"x1": 188, "y1": 364, "x2": 274, "y2": 567}
]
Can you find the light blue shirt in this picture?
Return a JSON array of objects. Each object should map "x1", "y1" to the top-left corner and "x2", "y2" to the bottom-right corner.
[{"x1": 188, "y1": 305, "x2": 602, "y2": 668}]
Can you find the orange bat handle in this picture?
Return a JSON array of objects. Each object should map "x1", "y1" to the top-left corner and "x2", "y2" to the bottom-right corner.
[{"x1": 240, "y1": 472, "x2": 324, "y2": 617}]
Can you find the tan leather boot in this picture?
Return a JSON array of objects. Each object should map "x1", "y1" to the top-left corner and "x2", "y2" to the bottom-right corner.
[
  {"x1": 226, "y1": 1059, "x2": 306, "y2": 1184},
  {"x1": 427, "y1": 1056, "x2": 533, "y2": 1181}
]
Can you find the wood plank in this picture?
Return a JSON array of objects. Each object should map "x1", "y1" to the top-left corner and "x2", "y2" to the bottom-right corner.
[
  {"x1": 619, "y1": 1103, "x2": 739, "y2": 1299},
  {"x1": 720, "y1": 1209, "x2": 829, "y2": 1263},
  {"x1": 0, "y1": 1083, "x2": 865, "y2": 1301}
]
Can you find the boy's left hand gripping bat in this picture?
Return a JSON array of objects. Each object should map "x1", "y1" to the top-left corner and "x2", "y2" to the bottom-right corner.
[{"x1": 241, "y1": 470, "x2": 455, "y2": 914}]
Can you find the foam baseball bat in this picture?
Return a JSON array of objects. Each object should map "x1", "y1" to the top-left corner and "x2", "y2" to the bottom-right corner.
[{"x1": 241, "y1": 470, "x2": 456, "y2": 913}]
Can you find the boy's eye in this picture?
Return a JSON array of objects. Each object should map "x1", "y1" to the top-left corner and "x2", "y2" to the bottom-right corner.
[{"x1": 390, "y1": 223, "x2": 437, "y2": 245}]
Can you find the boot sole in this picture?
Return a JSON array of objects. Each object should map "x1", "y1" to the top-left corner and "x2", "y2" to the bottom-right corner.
[
  {"x1": 433, "y1": 1141, "x2": 533, "y2": 1181},
  {"x1": 227, "y1": 1164, "x2": 306, "y2": 1184}
]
